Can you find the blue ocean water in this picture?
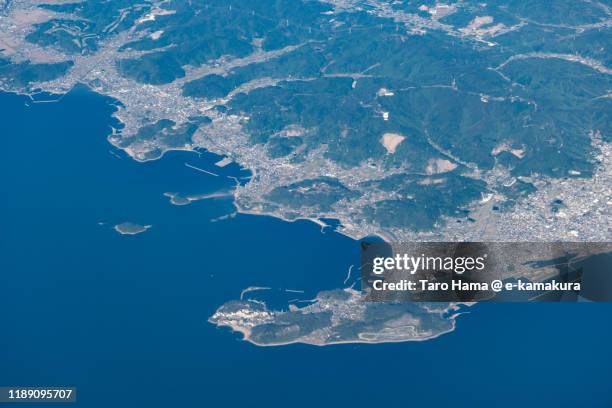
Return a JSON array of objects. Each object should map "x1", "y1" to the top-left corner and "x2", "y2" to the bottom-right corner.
[{"x1": 1, "y1": 87, "x2": 611, "y2": 408}]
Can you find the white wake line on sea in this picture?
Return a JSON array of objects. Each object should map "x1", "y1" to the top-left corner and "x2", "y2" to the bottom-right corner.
[{"x1": 184, "y1": 162, "x2": 219, "y2": 177}]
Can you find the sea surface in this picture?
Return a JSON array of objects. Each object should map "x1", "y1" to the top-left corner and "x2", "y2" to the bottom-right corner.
[{"x1": 1, "y1": 87, "x2": 611, "y2": 407}]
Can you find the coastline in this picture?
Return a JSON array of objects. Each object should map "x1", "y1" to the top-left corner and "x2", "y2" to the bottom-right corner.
[
  {"x1": 210, "y1": 317, "x2": 458, "y2": 348},
  {"x1": 0, "y1": 88, "x2": 383, "y2": 245}
]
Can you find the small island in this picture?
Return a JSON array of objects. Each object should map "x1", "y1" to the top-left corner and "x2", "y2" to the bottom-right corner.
[
  {"x1": 114, "y1": 222, "x2": 151, "y2": 235},
  {"x1": 163, "y1": 191, "x2": 233, "y2": 206}
]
